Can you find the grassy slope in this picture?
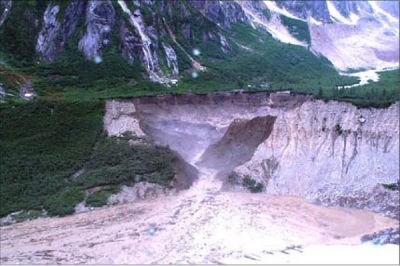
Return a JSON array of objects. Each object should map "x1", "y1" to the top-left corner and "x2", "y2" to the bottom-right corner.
[
  {"x1": 0, "y1": 101, "x2": 103, "y2": 216},
  {"x1": 280, "y1": 15, "x2": 311, "y2": 44},
  {"x1": 330, "y1": 70, "x2": 400, "y2": 108}
]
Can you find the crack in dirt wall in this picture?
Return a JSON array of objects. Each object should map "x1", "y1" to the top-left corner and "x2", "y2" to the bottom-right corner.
[{"x1": 196, "y1": 115, "x2": 277, "y2": 175}]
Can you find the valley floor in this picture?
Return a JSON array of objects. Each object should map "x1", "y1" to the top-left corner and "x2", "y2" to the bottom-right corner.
[{"x1": 0, "y1": 168, "x2": 398, "y2": 264}]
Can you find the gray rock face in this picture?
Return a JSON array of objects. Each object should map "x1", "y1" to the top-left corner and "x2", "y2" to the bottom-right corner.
[
  {"x1": 377, "y1": 1, "x2": 399, "y2": 17},
  {"x1": 36, "y1": 4, "x2": 61, "y2": 61},
  {"x1": 245, "y1": 1, "x2": 399, "y2": 70},
  {"x1": 218, "y1": 33, "x2": 230, "y2": 53},
  {"x1": 162, "y1": 42, "x2": 179, "y2": 76},
  {"x1": 275, "y1": 1, "x2": 374, "y2": 22},
  {"x1": 0, "y1": 0, "x2": 12, "y2": 26},
  {"x1": 332, "y1": 1, "x2": 373, "y2": 17},
  {"x1": 79, "y1": 0, "x2": 115, "y2": 60},
  {"x1": 36, "y1": 1, "x2": 85, "y2": 62},
  {"x1": 276, "y1": 1, "x2": 331, "y2": 22},
  {"x1": 188, "y1": 0, "x2": 249, "y2": 28},
  {"x1": 118, "y1": 1, "x2": 167, "y2": 83},
  {"x1": 108, "y1": 183, "x2": 172, "y2": 205},
  {"x1": 119, "y1": 22, "x2": 142, "y2": 64},
  {"x1": 0, "y1": 82, "x2": 5, "y2": 96},
  {"x1": 61, "y1": 1, "x2": 86, "y2": 42}
]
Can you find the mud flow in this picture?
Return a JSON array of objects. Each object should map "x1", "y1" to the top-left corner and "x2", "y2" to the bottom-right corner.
[{"x1": 1, "y1": 93, "x2": 399, "y2": 264}]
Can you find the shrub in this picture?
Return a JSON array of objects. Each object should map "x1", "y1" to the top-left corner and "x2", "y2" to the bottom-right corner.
[
  {"x1": 0, "y1": 100, "x2": 176, "y2": 219},
  {"x1": 242, "y1": 175, "x2": 264, "y2": 193},
  {"x1": 44, "y1": 187, "x2": 84, "y2": 217},
  {"x1": 86, "y1": 186, "x2": 121, "y2": 208},
  {"x1": 382, "y1": 180, "x2": 400, "y2": 191},
  {"x1": 0, "y1": 100, "x2": 103, "y2": 217},
  {"x1": 334, "y1": 124, "x2": 343, "y2": 135}
]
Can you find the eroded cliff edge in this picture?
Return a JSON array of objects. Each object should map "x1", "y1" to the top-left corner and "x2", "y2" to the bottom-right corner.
[{"x1": 104, "y1": 92, "x2": 399, "y2": 218}]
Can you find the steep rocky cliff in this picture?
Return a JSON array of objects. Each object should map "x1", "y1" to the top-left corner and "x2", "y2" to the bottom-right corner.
[{"x1": 104, "y1": 93, "x2": 399, "y2": 218}]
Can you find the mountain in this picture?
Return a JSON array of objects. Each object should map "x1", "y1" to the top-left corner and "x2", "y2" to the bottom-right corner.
[
  {"x1": 241, "y1": 0, "x2": 399, "y2": 71},
  {"x1": 0, "y1": 0, "x2": 398, "y2": 103}
]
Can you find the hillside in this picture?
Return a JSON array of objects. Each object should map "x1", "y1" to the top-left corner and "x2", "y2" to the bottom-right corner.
[{"x1": 0, "y1": 0, "x2": 398, "y2": 106}]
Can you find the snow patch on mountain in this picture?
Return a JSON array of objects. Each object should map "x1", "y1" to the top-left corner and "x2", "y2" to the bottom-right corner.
[
  {"x1": 240, "y1": 2, "x2": 307, "y2": 47},
  {"x1": 369, "y1": 1, "x2": 398, "y2": 24},
  {"x1": 309, "y1": 17, "x2": 323, "y2": 25},
  {"x1": 326, "y1": 1, "x2": 359, "y2": 25},
  {"x1": 251, "y1": 1, "x2": 399, "y2": 74},
  {"x1": 262, "y1": 0, "x2": 306, "y2": 21}
]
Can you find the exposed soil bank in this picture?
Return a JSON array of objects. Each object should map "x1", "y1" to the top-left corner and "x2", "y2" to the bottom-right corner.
[{"x1": 106, "y1": 92, "x2": 399, "y2": 218}]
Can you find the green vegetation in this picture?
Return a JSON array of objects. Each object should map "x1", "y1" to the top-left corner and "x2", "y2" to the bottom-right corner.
[
  {"x1": 0, "y1": 101, "x2": 176, "y2": 218},
  {"x1": 0, "y1": 64, "x2": 29, "y2": 98},
  {"x1": 178, "y1": 23, "x2": 358, "y2": 95},
  {"x1": 280, "y1": 15, "x2": 311, "y2": 44},
  {"x1": 9, "y1": 210, "x2": 44, "y2": 223},
  {"x1": 0, "y1": 0, "x2": 47, "y2": 65},
  {"x1": 73, "y1": 134, "x2": 176, "y2": 189},
  {"x1": 381, "y1": 180, "x2": 400, "y2": 191},
  {"x1": 242, "y1": 175, "x2": 264, "y2": 193},
  {"x1": 1, "y1": 2, "x2": 397, "y2": 108},
  {"x1": 0, "y1": 100, "x2": 103, "y2": 217},
  {"x1": 45, "y1": 187, "x2": 84, "y2": 216},
  {"x1": 329, "y1": 70, "x2": 400, "y2": 108},
  {"x1": 86, "y1": 186, "x2": 120, "y2": 207}
]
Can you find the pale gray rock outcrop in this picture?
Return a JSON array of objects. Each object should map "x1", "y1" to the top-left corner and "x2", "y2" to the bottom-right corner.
[
  {"x1": 0, "y1": 82, "x2": 5, "y2": 98},
  {"x1": 0, "y1": 0, "x2": 11, "y2": 26},
  {"x1": 162, "y1": 42, "x2": 179, "y2": 76},
  {"x1": 276, "y1": 1, "x2": 331, "y2": 22},
  {"x1": 79, "y1": 0, "x2": 115, "y2": 61},
  {"x1": 104, "y1": 100, "x2": 145, "y2": 137},
  {"x1": 108, "y1": 183, "x2": 173, "y2": 205},
  {"x1": 60, "y1": 1, "x2": 86, "y2": 43},
  {"x1": 36, "y1": 1, "x2": 85, "y2": 62},
  {"x1": 119, "y1": 22, "x2": 141, "y2": 64},
  {"x1": 36, "y1": 4, "x2": 61, "y2": 61},
  {"x1": 188, "y1": 0, "x2": 249, "y2": 28},
  {"x1": 218, "y1": 33, "x2": 230, "y2": 53}
]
